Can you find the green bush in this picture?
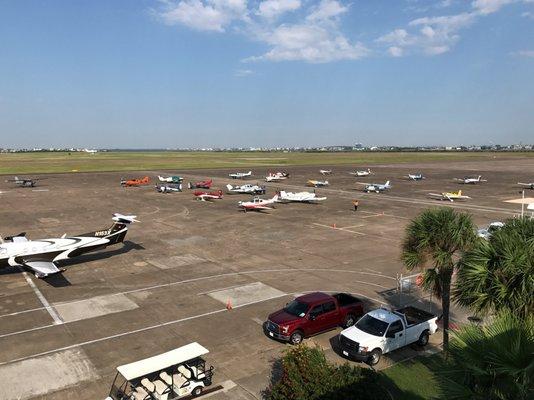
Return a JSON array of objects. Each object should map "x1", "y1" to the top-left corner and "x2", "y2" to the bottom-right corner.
[{"x1": 264, "y1": 345, "x2": 389, "y2": 400}]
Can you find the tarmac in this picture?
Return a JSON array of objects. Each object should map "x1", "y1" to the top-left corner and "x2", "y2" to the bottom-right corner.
[{"x1": 0, "y1": 156, "x2": 532, "y2": 400}]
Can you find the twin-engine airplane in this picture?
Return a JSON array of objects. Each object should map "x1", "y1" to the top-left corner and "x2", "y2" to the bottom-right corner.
[
  {"x1": 121, "y1": 177, "x2": 150, "y2": 187},
  {"x1": 428, "y1": 190, "x2": 470, "y2": 202},
  {"x1": 238, "y1": 195, "x2": 279, "y2": 212},
  {"x1": 518, "y1": 182, "x2": 534, "y2": 189},
  {"x1": 0, "y1": 214, "x2": 137, "y2": 278},
  {"x1": 226, "y1": 183, "x2": 266, "y2": 195},
  {"x1": 454, "y1": 175, "x2": 486, "y2": 184},
  {"x1": 405, "y1": 173, "x2": 425, "y2": 181},
  {"x1": 350, "y1": 169, "x2": 372, "y2": 177},
  {"x1": 265, "y1": 172, "x2": 289, "y2": 182},
  {"x1": 5, "y1": 177, "x2": 42, "y2": 187},
  {"x1": 277, "y1": 191, "x2": 326, "y2": 203},
  {"x1": 359, "y1": 181, "x2": 391, "y2": 193},
  {"x1": 307, "y1": 180, "x2": 329, "y2": 188},
  {"x1": 158, "y1": 175, "x2": 183, "y2": 183},
  {"x1": 155, "y1": 183, "x2": 182, "y2": 193},
  {"x1": 319, "y1": 169, "x2": 332, "y2": 175},
  {"x1": 229, "y1": 171, "x2": 252, "y2": 179},
  {"x1": 188, "y1": 179, "x2": 213, "y2": 189},
  {"x1": 193, "y1": 190, "x2": 223, "y2": 201}
]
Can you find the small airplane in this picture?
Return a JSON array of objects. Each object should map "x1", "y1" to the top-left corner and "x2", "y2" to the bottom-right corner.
[
  {"x1": 319, "y1": 169, "x2": 332, "y2": 175},
  {"x1": 277, "y1": 190, "x2": 326, "y2": 203},
  {"x1": 5, "y1": 177, "x2": 42, "y2": 187},
  {"x1": 226, "y1": 183, "x2": 266, "y2": 195},
  {"x1": 84, "y1": 148, "x2": 98, "y2": 154},
  {"x1": 349, "y1": 169, "x2": 372, "y2": 177},
  {"x1": 518, "y1": 182, "x2": 534, "y2": 189},
  {"x1": 158, "y1": 175, "x2": 183, "y2": 183},
  {"x1": 307, "y1": 180, "x2": 329, "y2": 188},
  {"x1": 428, "y1": 190, "x2": 471, "y2": 202},
  {"x1": 358, "y1": 181, "x2": 391, "y2": 193},
  {"x1": 229, "y1": 171, "x2": 252, "y2": 179},
  {"x1": 188, "y1": 179, "x2": 213, "y2": 189},
  {"x1": 405, "y1": 173, "x2": 425, "y2": 181},
  {"x1": 265, "y1": 172, "x2": 290, "y2": 182},
  {"x1": 0, "y1": 213, "x2": 137, "y2": 278},
  {"x1": 193, "y1": 189, "x2": 223, "y2": 201},
  {"x1": 454, "y1": 175, "x2": 487, "y2": 184},
  {"x1": 155, "y1": 183, "x2": 182, "y2": 193},
  {"x1": 121, "y1": 176, "x2": 150, "y2": 187},
  {"x1": 238, "y1": 195, "x2": 279, "y2": 212}
]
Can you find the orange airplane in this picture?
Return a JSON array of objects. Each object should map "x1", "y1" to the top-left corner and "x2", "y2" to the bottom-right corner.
[{"x1": 121, "y1": 176, "x2": 150, "y2": 187}]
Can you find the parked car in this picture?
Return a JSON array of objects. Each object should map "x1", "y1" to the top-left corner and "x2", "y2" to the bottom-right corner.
[
  {"x1": 338, "y1": 306, "x2": 438, "y2": 366},
  {"x1": 477, "y1": 221, "x2": 504, "y2": 240},
  {"x1": 264, "y1": 292, "x2": 365, "y2": 345},
  {"x1": 105, "y1": 342, "x2": 214, "y2": 400}
]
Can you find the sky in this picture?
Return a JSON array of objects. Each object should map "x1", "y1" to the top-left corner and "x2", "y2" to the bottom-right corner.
[{"x1": 0, "y1": 0, "x2": 533, "y2": 148}]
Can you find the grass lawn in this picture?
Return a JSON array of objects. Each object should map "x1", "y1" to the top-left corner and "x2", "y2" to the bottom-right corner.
[
  {"x1": 380, "y1": 355, "x2": 444, "y2": 400},
  {"x1": 1, "y1": 151, "x2": 533, "y2": 175}
]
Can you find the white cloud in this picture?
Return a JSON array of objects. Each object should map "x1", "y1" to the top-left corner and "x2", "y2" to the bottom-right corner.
[
  {"x1": 257, "y1": 0, "x2": 301, "y2": 20},
  {"x1": 234, "y1": 68, "x2": 254, "y2": 76},
  {"x1": 157, "y1": 0, "x2": 247, "y2": 32},
  {"x1": 522, "y1": 11, "x2": 534, "y2": 18},
  {"x1": 512, "y1": 49, "x2": 534, "y2": 57},
  {"x1": 388, "y1": 46, "x2": 404, "y2": 57},
  {"x1": 472, "y1": 0, "x2": 514, "y2": 15},
  {"x1": 306, "y1": 0, "x2": 348, "y2": 22}
]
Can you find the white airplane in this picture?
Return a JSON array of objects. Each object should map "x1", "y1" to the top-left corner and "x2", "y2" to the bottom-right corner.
[
  {"x1": 229, "y1": 171, "x2": 252, "y2": 179},
  {"x1": 518, "y1": 182, "x2": 534, "y2": 189},
  {"x1": 358, "y1": 181, "x2": 391, "y2": 193},
  {"x1": 349, "y1": 169, "x2": 372, "y2": 177},
  {"x1": 405, "y1": 173, "x2": 425, "y2": 181},
  {"x1": 5, "y1": 176, "x2": 42, "y2": 187},
  {"x1": 84, "y1": 149, "x2": 97, "y2": 154},
  {"x1": 265, "y1": 172, "x2": 289, "y2": 182},
  {"x1": 454, "y1": 175, "x2": 487, "y2": 184},
  {"x1": 307, "y1": 179, "x2": 329, "y2": 188},
  {"x1": 238, "y1": 195, "x2": 279, "y2": 212},
  {"x1": 319, "y1": 169, "x2": 332, "y2": 175},
  {"x1": 277, "y1": 191, "x2": 326, "y2": 203},
  {"x1": 155, "y1": 183, "x2": 182, "y2": 193},
  {"x1": 226, "y1": 183, "x2": 266, "y2": 195},
  {"x1": 0, "y1": 214, "x2": 137, "y2": 278},
  {"x1": 428, "y1": 190, "x2": 471, "y2": 202},
  {"x1": 158, "y1": 175, "x2": 183, "y2": 183}
]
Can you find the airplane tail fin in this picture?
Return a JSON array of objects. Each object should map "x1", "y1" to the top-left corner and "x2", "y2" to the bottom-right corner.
[
  {"x1": 458, "y1": 190, "x2": 462, "y2": 196},
  {"x1": 79, "y1": 214, "x2": 137, "y2": 244},
  {"x1": 226, "y1": 184, "x2": 233, "y2": 191},
  {"x1": 385, "y1": 181, "x2": 390, "y2": 186}
]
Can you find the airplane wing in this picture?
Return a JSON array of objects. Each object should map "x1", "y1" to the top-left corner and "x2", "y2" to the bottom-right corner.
[
  {"x1": 428, "y1": 193, "x2": 446, "y2": 200},
  {"x1": 24, "y1": 261, "x2": 62, "y2": 278}
]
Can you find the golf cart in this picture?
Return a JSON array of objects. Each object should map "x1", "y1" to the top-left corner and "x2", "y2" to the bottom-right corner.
[{"x1": 106, "y1": 342, "x2": 214, "y2": 400}]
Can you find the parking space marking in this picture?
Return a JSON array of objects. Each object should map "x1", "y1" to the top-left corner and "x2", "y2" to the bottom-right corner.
[
  {"x1": 20, "y1": 271, "x2": 64, "y2": 325},
  {"x1": 312, "y1": 223, "x2": 366, "y2": 235}
]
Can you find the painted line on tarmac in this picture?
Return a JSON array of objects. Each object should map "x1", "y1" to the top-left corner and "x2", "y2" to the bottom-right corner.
[
  {"x1": 19, "y1": 271, "x2": 64, "y2": 325},
  {"x1": 313, "y1": 223, "x2": 366, "y2": 235},
  {"x1": 0, "y1": 268, "x2": 395, "y2": 320},
  {"x1": 0, "y1": 290, "x2": 387, "y2": 367}
]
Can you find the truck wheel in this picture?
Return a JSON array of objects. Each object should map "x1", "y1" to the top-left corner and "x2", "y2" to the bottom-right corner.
[
  {"x1": 290, "y1": 331, "x2": 303, "y2": 345},
  {"x1": 367, "y1": 349, "x2": 382, "y2": 366},
  {"x1": 192, "y1": 386, "x2": 203, "y2": 397},
  {"x1": 343, "y1": 314, "x2": 356, "y2": 328},
  {"x1": 417, "y1": 331, "x2": 429, "y2": 346}
]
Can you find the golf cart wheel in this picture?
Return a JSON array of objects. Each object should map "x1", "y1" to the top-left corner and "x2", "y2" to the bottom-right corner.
[
  {"x1": 367, "y1": 349, "x2": 382, "y2": 366},
  {"x1": 192, "y1": 386, "x2": 203, "y2": 397},
  {"x1": 290, "y1": 331, "x2": 303, "y2": 345},
  {"x1": 343, "y1": 314, "x2": 356, "y2": 328},
  {"x1": 417, "y1": 331, "x2": 430, "y2": 346}
]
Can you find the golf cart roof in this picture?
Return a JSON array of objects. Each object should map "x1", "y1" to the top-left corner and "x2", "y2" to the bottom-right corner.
[{"x1": 117, "y1": 342, "x2": 209, "y2": 381}]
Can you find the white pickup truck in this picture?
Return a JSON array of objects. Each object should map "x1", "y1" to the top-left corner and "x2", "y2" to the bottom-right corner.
[{"x1": 338, "y1": 306, "x2": 438, "y2": 366}]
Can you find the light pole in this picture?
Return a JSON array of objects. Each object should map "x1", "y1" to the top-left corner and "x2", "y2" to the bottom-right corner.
[{"x1": 521, "y1": 189, "x2": 525, "y2": 218}]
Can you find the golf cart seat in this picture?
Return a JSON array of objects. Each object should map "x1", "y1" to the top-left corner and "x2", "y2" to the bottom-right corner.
[
  {"x1": 153, "y1": 379, "x2": 171, "y2": 400},
  {"x1": 159, "y1": 372, "x2": 172, "y2": 386},
  {"x1": 131, "y1": 386, "x2": 151, "y2": 400}
]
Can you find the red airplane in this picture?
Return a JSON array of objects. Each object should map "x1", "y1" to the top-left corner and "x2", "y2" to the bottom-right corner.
[
  {"x1": 188, "y1": 179, "x2": 213, "y2": 189},
  {"x1": 121, "y1": 176, "x2": 150, "y2": 187},
  {"x1": 193, "y1": 189, "x2": 223, "y2": 201}
]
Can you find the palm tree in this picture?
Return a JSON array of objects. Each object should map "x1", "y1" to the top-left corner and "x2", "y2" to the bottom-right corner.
[
  {"x1": 401, "y1": 207, "x2": 476, "y2": 349},
  {"x1": 436, "y1": 312, "x2": 534, "y2": 400},
  {"x1": 454, "y1": 217, "x2": 534, "y2": 319}
]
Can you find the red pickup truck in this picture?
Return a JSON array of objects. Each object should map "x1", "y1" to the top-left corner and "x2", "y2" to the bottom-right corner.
[{"x1": 264, "y1": 292, "x2": 365, "y2": 345}]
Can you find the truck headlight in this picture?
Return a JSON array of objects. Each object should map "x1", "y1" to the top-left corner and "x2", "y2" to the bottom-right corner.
[{"x1": 359, "y1": 346, "x2": 368, "y2": 353}]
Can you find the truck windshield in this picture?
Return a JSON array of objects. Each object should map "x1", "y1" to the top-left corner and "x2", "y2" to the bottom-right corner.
[
  {"x1": 284, "y1": 300, "x2": 309, "y2": 317},
  {"x1": 355, "y1": 315, "x2": 389, "y2": 336}
]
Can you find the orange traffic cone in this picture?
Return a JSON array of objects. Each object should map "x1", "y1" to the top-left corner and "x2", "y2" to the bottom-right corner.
[{"x1": 226, "y1": 298, "x2": 233, "y2": 310}]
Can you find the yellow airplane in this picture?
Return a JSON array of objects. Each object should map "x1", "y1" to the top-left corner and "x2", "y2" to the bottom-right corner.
[
  {"x1": 307, "y1": 179, "x2": 329, "y2": 188},
  {"x1": 428, "y1": 190, "x2": 471, "y2": 202}
]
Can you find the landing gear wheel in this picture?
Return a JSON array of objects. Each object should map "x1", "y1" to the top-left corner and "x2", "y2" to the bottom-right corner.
[
  {"x1": 417, "y1": 331, "x2": 429, "y2": 346},
  {"x1": 343, "y1": 314, "x2": 356, "y2": 328},
  {"x1": 290, "y1": 331, "x2": 303, "y2": 345},
  {"x1": 368, "y1": 349, "x2": 382, "y2": 366}
]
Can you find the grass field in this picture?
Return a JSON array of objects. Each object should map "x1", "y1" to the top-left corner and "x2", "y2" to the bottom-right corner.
[{"x1": 1, "y1": 151, "x2": 533, "y2": 175}]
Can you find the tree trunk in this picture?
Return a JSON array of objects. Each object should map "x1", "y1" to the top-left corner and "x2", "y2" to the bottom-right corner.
[{"x1": 441, "y1": 271, "x2": 452, "y2": 351}]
